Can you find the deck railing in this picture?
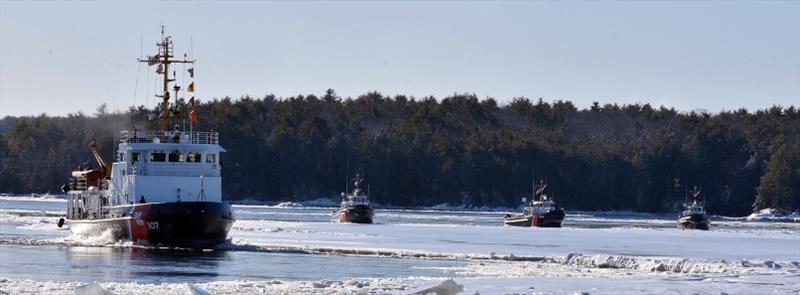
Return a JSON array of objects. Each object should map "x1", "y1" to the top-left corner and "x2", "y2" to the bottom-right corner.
[{"x1": 120, "y1": 130, "x2": 219, "y2": 145}]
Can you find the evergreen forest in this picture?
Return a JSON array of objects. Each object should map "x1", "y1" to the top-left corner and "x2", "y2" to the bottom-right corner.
[{"x1": 1, "y1": 90, "x2": 798, "y2": 215}]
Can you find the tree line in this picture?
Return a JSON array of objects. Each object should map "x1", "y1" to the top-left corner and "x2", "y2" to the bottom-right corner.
[{"x1": 1, "y1": 90, "x2": 798, "y2": 215}]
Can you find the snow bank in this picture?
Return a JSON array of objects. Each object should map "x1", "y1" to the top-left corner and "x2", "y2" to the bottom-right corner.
[
  {"x1": 746, "y1": 208, "x2": 800, "y2": 222},
  {"x1": 301, "y1": 198, "x2": 340, "y2": 207},
  {"x1": 2, "y1": 274, "x2": 799, "y2": 295},
  {"x1": 230, "y1": 200, "x2": 304, "y2": 207},
  {"x1": 572, "y1": 210, "x2": 670, "y2": 219},
  {"x1": 269, "y1": 202, "x2": 304, "y2": 208},
  {"x1": 429, "y1": 202, "x2": 514, "y2": 212},
  {"x1": 231, "y1": 198, "x2": 340, "y2": 208}
]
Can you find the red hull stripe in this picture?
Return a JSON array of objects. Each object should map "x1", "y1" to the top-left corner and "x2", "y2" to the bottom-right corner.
[{"x1": 129, "y1": 205, "x2": 150, "y2": 242}]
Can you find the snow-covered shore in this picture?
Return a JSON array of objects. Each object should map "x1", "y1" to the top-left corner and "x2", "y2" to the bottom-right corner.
[{"x1": 746, "y1": 208, "x2": 800, "y2": 223}]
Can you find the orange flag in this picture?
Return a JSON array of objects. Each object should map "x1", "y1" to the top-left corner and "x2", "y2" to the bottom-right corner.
[
  {"x1": 188, "y1": 96, "x2": 197, "y2": 123},
  {"x1": 187, "y1": 82, "x2": 195, "y2": 92}
]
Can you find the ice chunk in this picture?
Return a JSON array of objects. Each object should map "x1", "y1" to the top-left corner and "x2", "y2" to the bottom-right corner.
[
  {"x1": 651, "y1": 262, "x2": 667, "y2": 272},
  {"x1": 763, "y1": 260, "x2": 782, "y2": 269},
  {"x1": 410, "y1": 279, "x2": 464, "y2": 295},
  {"x1": 184, "y1": 284, "x2": 214, "y2": 295},
  {"x1": 345, "y1": 279, "x2": 366, "y2": 288},
  {"x1": 74, "y1": 283, "x2": 116, "y2": 295},
  {"x1": 312, "y1": 280, "x2": 333, "y2": 288}
]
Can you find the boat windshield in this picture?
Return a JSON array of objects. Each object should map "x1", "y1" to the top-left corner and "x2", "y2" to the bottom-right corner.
[
  {"x1": 342, "y1": 195, "x2": 369, "y2": 206},
  {"x1": 682, "y1": 203, "x2": 705, "y2": 215},
  {"x1": 525, "y1": 201, "x2": 556, "y2": 214}
]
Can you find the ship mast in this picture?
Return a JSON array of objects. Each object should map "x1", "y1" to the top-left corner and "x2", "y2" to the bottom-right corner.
[{"x1": 138, "y1": 25, "x2": 194, "y2": 132}]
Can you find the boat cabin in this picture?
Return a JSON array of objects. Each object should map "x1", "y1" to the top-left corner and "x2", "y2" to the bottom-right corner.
[
  {"x1": 524, "y1": 200, "x2": 558, "y2": 215},
  {"x1": 342, "y1": 195, "x2": 369, "y2": 207},
  {"x1": 109, "y1": 130, "x2": 226, "y2": 205},
  {"x1": 66, "y1": 129, "x2": 226, "y2": 219},
  {"x1": 682, "y1": 201, "x2": 706, "y2": 215}
]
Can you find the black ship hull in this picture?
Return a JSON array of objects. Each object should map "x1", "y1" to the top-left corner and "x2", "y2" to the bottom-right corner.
[
  {"x1": 678, "y1": 213, "x2": 710, "y2": 230},
  {"x1": 336, "y1": 205, "x2": 374, "y2": 224},
  {"x1": 66, "y1": 201, "x2": 235, "y2": 249},
  {"x1": 504, "y1": 209, "x2": 565, "y2": 228}
]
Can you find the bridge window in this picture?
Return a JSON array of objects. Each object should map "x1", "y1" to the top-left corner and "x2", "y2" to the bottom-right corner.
[
  {"x1": 150, "y1": 152, "x2": 166, "y2": 162},
  {"x1": 131, "y1": 152, "x2": 140, "y2": 162},
  {"x1": 206, "y1": 153, "x2": 216, "y2": 164},
  {"x1": 168, "y1": 151, "x2": 182, "y2": 162},
  {"x1": 187, "y1": 152, "x2": 202, "y2": 163}
]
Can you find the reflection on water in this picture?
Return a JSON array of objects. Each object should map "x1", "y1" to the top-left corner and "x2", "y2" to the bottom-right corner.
[
  {"x1": 0, "y1": 245, "x2": 227, "y2": 283},
  {"x1": 62, "y1": 246, "x2": 226, "y2": 281},
  {"x1": 0, "y1": 244, "x2": 463, "y2": 283}
]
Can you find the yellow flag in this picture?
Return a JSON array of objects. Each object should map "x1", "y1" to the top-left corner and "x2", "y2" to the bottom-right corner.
[{"x1": 187, "y1": 82, "x2": 195, "y2": 92}]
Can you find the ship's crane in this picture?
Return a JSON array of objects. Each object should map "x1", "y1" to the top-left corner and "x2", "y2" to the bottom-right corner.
[{"x1": 89, "y1": 141, "x2": 111, "y2": 179}]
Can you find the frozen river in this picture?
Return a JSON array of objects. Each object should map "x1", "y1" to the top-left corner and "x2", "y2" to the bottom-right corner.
[{"x1": 1, "y1": 196, "x2": 798, "y2": 294}]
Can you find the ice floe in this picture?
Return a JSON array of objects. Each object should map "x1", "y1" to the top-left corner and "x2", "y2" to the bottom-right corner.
[{"x1": 3, "y1": 197, "x2": 799, "y2": 294}]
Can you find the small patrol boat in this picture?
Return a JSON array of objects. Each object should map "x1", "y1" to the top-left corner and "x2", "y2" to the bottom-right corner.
[
  {"x1": 678, "y1": 187, "x2": 710, "y2": 230},
  {"x1": 334, "y1": 174, "x2": 374, "y2": 224},
  {"x1": 504, "y1": 179, "x2": 565, "y2": 227},
  {"x1": 57, "y1": 27, "x2": 235, "y2": 248}
]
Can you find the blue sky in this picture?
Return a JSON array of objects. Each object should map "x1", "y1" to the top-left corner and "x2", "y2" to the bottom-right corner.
[{"x1": 1, "y1": 1, "x2": 798, "y2": 116}]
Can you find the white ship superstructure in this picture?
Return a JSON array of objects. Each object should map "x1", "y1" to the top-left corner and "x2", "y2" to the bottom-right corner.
[{"x1": 60, "y1": 27, "x2": 234, "y2": 248}]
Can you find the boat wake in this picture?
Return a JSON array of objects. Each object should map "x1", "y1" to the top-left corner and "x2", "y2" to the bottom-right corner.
[
  {"x1": 65, "y1": 227, "x2": 126, "y2": 246},
  {"x1": 0, "y1": 236, "x2": 63, "y2": 247}
]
